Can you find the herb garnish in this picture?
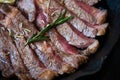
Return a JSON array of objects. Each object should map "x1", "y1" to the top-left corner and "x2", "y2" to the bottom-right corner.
[{"x1": 25, "y1": 10, "x2": 73, "y2": 46}]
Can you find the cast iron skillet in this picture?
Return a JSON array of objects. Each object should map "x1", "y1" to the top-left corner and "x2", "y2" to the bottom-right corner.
[{"x1": 0, "y1": 0, "x2": 120, "y2": 80}]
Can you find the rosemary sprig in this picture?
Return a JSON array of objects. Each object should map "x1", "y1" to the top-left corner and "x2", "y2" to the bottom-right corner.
[{"x1": 25, "y1": 10, "x2": 73, "y2": 46}]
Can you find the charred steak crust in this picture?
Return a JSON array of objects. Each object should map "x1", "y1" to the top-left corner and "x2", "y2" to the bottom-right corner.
[{"x1": 0, "y1": 0, "x2": 108, "y2": 79}]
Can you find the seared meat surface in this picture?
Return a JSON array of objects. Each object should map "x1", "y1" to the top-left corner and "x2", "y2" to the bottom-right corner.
[
  {"x1": 16, "y1": 0, "x2": 36, "y2": 22},
  {"x1": 0, "y1": 0, "x2": 108, "y2": 80},
  {"x1": 0, "y1": 27, "x2": 33, "y2": 80},
  {"x1": 56, "y1": 0, "x2": 107, "y2": 24}
]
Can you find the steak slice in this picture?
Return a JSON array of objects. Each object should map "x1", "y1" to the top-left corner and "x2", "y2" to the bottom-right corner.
[
  {"x1": 49, "y1": 0, "x2": 108, "y2": 38},
  {"x1": 56, "y1": 0, "x2": 107, "y2": 24},
  {"x1": 0, "y1": 27, "x2": 33, "y2": 80},
  {"x1": 56, "y1": 0, "x2": 95, "y2": 24},
  {"x1": 14, "y1": 38, "x2": 56, "y2": 80},
  {"x1": 37, "y1": 0, "x2": 108, "y2": 38},
  {"x1": 74, "y1": 0, "x2": 107, "y2": 24},
  {"x1": 16, "y1": 0, "x2": 36, "y2": 22},
  {"x1": 0, "y1": 4, "x2": 57, "y2": 80},
  {"x1": 49, "y1": 29, "x2": 87, "y2": 68},
  {"x1": 69, "y1": 16, "x2": 108, "y2": 37},
  {"x1": 31, "y1": 40, "x2": 74, "y2": 74},
  {"x1": 50, "y1": 29, "x2": 79, "y2": 55},
  {"x1": 56, "y1": 22, "x2": 98, "y2": 49}
]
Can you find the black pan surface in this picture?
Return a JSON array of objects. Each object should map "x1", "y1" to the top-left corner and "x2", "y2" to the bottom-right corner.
[{"x1": 1, "y1": 0, "x2": 120, "y2": 80}]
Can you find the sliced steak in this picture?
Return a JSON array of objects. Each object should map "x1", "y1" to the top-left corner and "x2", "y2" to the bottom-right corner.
[
  {"x1": 12, "y1": 8, "x2": 72, "y2": 75},
  {"x1": 0, "y1": 27, "x2": 33, "y2": 80},
  {"x1": 34, "y1": 0, "x2": 88, "y2": 69},
  {"x1": 49, "y1": 29, "x2": 87, "y2": 68},
  {"x1": 74, "y1": 0, "x2": 107, "y2": 24},
  {"x1": 0, "y1": 0, "x2": 107, "y2": 79},
  {"x1": 0, "y1": 4, "x2": 57, "y2": 80},
  {"x1": 35, "y1": 0, "x2": 88, "y2": 68},
  {"x1": 56, "y1": 0, "x2": 107, "y2": 24},
  {"x1": 19, "y1": 38, "x2": 58, "y2": 80},
  {"x1": 16, "y1": 0, "x2": 36, "y2": 22},
  {"x1": 0, "y1": 4, "x2": 73, "y2": 76},
  {"x1": 31, "y1": 41, "x2": 74, "y2": 74},
  {"x1": 56, "y1": 0, "x2": 95, "y2": 24},
  {"x1": 69, "y1": 15, "x2": 108, "y2": 37},
  {"x1": 50, "y1": 29, "x2": 79, "y2": 55},
  {"x1": 40, "y1": 1, "x2": 98, "y2": 49},
  {"x1": 24, "y1": 0, "x2": 78, "y2": 74},
  {"x1": 14, "y1": 38, "x2": 56, "y2": 80},
  {"x1": 56, "y1": 22, "x2": 98, "y2": 48},
  {"x1": 49, "y1": 0, "x2": 108, "y2": 38}
]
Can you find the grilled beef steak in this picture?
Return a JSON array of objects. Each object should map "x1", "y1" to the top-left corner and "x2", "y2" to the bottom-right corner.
[
  {"x1": 0, "y1": 27, "x2": 33, "y2": 80},
  {"x1": 35, "y1": 0, "x2": 99, "y2": 53},
  {"x1": 36, "y1": 0, "x2": 108, "y2": 38},
  {"x1": 0, "y1": 4, "x2": 87, "y2": 80},
  {"x1": 56, "y1": 0, "x2": 107, "y2": 24},
  {"x1": 49, "y1": 29, "x2": 88, "y2": 68},
  {"x1": 0, "y1": 0, "x2": 108, "y2": 79},
  {"x1": 0, "y1": 4, "x2": 57, "y2": 80}
]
